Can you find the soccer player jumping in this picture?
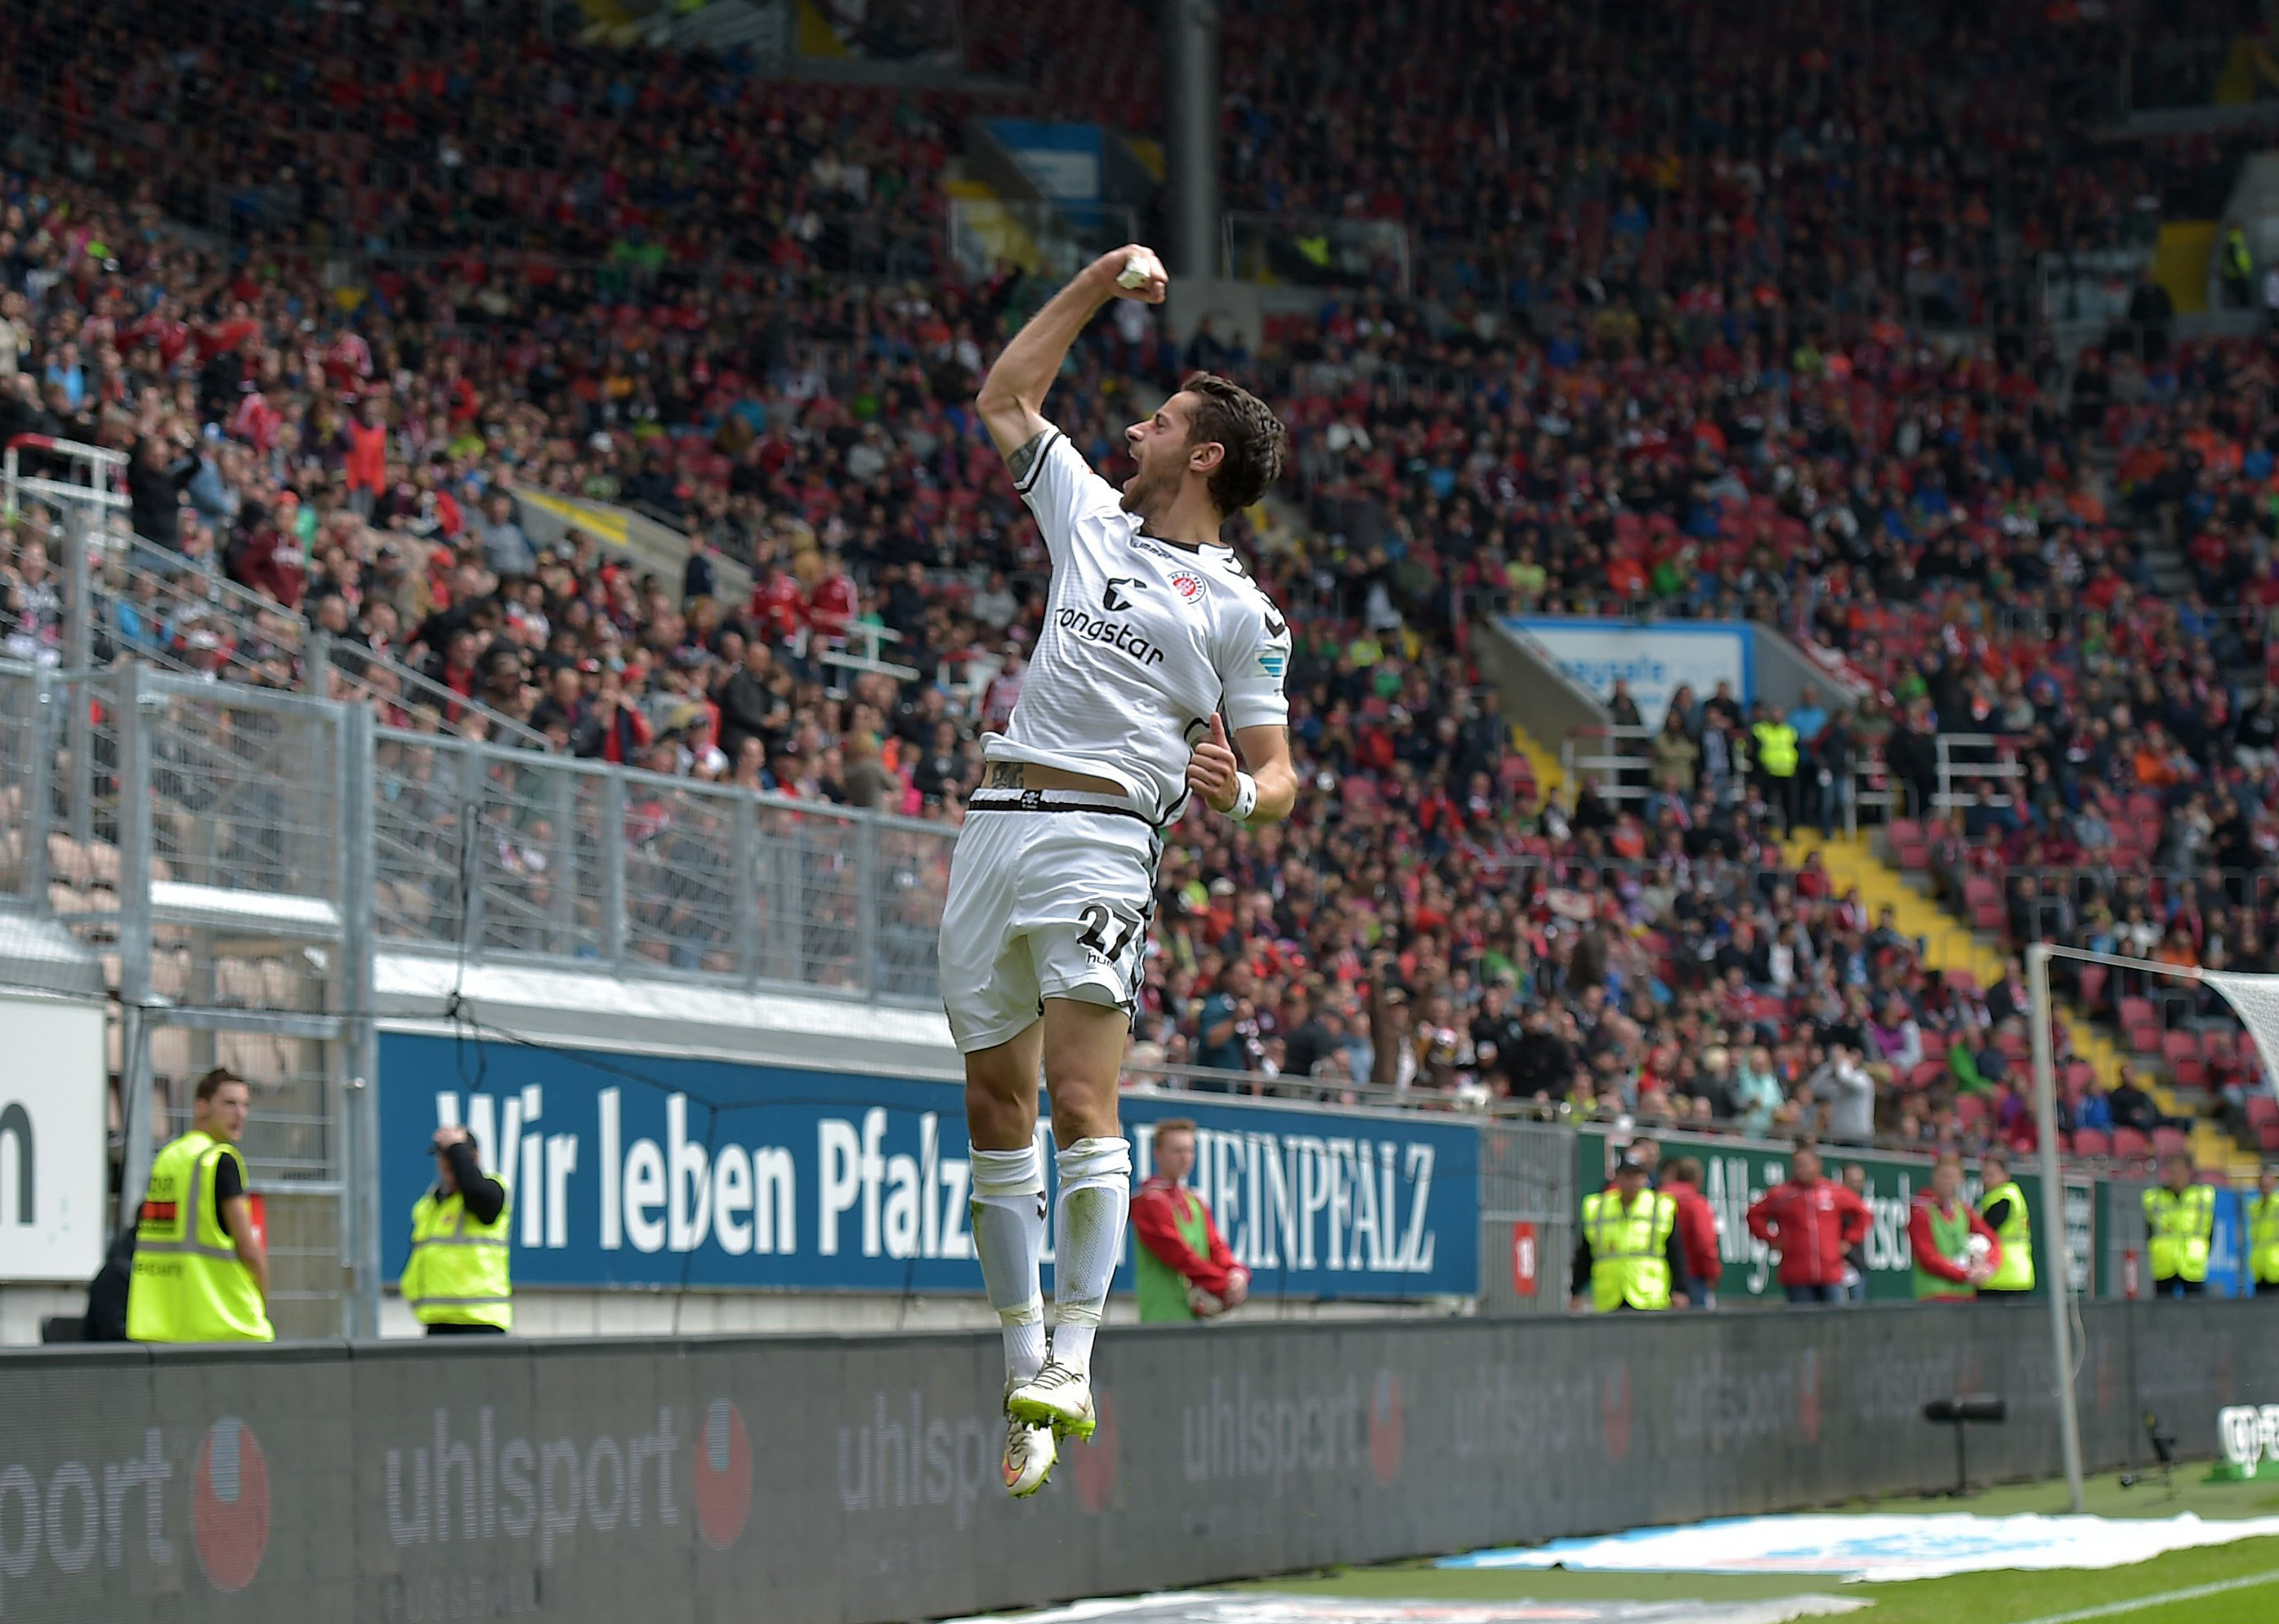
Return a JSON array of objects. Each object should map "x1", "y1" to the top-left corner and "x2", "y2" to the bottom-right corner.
[{"x1": 949, "y1": 244, "x2": 1297, "y2": 1497}]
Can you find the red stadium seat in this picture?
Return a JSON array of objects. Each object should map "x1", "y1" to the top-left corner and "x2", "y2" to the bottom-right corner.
[
  {"x1": 1956, "y1": 1094, "x2": 1989, "y2": 1127},
  {"x1": 2171, "y1": 1058, "x2": 2206, "y2": 1090},
  {"x1": 2260, "y1": 1123, "x2": 2279, "y2": 1154},
  {"x1": 2072, "y1": 1128, "x2": 2112, "y2": 1158},
  {"x1": 2248, "y1": 1095, "x2": 2279, "y2": 1130},
  {"x1": 2118, "y1": 996, "x2": 2155, "y2": 1029},
  {"x1": 2161, "y1": 1030, "x2": 2201, "y2": 1065},
  {"x1": 1898, "y1": 842, "x2": 1930, "y2": 870},
  {"x1": 1909, "y1": 1060, "x2": 1949, "y2": 1091},
  {"x1": 2077, "y1": 965, "x2": 2107, "y2": 1011},
  {"x1": 2113, "y1": 1127, "x2": 2152, "y2": 1160},
  {"x1": 2152, "y1": 1127, "x2": 2191, "y2": 1159}
]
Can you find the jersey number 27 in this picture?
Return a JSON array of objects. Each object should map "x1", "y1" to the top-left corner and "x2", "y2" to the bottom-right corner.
[{"x1": 1075, "y1": 903, "x2": 1140, "y2": 961}]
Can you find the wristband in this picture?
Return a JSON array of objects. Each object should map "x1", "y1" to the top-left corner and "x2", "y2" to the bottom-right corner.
[{"x1": 1227, "y1": 771, "x2": 1258, "y2": 821}]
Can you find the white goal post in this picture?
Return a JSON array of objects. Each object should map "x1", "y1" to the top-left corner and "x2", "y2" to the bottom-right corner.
[{"x1": 2028, "y1": 942, "x2": 2275, "y2": 1515}]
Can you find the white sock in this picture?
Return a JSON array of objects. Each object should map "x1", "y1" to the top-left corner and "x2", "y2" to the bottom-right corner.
[
  {"x1": 969, "y1": 1143, "x2": 1048, "y2": 1383},
  {"x1": 1051, "y1": 1136, "x2": 1132, "y2": 1371}
]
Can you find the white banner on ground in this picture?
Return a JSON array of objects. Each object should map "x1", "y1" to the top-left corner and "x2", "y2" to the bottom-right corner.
[
  {"x1": 0, "y1": 992, "x2": 107, "y2": 1281},
  {"x1": 1442, "y1": 1513, "x2": 2279, "y2": 1583},
  {"x1": 950, "y1": 1595, "x2": 1864, "y2": 1624}
]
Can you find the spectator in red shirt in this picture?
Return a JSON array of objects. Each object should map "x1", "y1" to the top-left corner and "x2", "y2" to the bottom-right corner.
[
  {"x1": 344, "y1": 398, "x2": 389, "y2": 520},
  {"x1": 1745, "y1": 1144, "x2": 1872, "y2": 1305},
  {"x1": 1663, "y1": 1157, "x2": 1723, "y2": 1309},
  {"x1": 807, "y1": 550, "x2": 858, "y2": 640},
  {"x1": 1909, "y1": 1154, "x2": 2002, "y2": 1303},
  {"x1": 747, "y1": 563, "x2": 807, "y2": 646},
  {"x1": 1132, "y1": 1119, "x2": 1248, "y2": 1322}
]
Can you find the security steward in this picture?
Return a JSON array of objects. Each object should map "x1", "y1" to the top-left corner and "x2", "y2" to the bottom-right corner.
[
  {"x1": 402, "y1": 1125, "x2": 513, "y2": 1334},
  {"x1": 2143, "y1": 1151, "x2": 2215, "y2": 1298},
  {"x1": 1976, "y1": 1151, "x2": 2035, "y2": 1301},
  {"x1": 127, "y1": 1067, "x2": 272, "y2": 1342},
  {"x1": 1751, "y1": 704, "x2": 1800, "y2": 836},
  {"x1": 2248, "y1": 1167, "x2": 2279, "y2": 1292},
  {"x1": 1570, "y1": 1152, "x2": 1690, "y2": 1312}
]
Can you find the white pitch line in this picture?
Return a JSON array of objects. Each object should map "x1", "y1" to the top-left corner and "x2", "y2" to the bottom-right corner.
[{"x1": 2011, "y1": 1564, "x2": 2279, "y2": 1624}]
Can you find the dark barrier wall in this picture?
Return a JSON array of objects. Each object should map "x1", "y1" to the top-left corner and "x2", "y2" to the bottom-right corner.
[{"x1": 5, "y1": 1301, "x2": 2277, "y2": 1624}]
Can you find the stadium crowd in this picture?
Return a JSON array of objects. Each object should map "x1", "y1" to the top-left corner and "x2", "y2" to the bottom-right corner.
[{"x1": 4, "y1": 0, "x2": 2277, "y2": 1161}]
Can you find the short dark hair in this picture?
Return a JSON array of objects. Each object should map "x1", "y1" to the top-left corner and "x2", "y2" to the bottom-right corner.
[
  {"x1": 1665, "y1": 1156, "x2": 1704, "y2": 1187},
  {"x1": 1181, "y1": 373, "x2": 1285, "y2": 515},
  {"x1": 194, "y1": 1067, "x2": 244, "y2": 1104}
]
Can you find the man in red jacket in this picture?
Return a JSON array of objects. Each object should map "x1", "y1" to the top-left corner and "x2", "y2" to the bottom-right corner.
[
  {"x1": 1746, "y1": 1144, "x2": 1872, "y2": 1305},
  {"x1": 1663, "y1": 1157, "x2": 1723, "y2": 1308},
  {"x1": 1909, "y1": 1153, "x2": 2002, "y2": 1303},
  {"x1": 1131, "y1": 1120, "x2": 1249, "y2": 1323}
]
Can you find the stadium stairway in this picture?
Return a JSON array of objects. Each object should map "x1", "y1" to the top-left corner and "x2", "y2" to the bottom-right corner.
[
  {"x1": 944, "y1": 173, "x2": 1050, "y2": 276},
  {"x1": 1780, "y1": 832, "x2": 2107, "y2": 1071},
  {"x1": 1513, "y1": 718, "x2": 1565, "y2": 804},
  {"x1": 1792, "y1": 832, "x2": 2250, "y2": 1171}
]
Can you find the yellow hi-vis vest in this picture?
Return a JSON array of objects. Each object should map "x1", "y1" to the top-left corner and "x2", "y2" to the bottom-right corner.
[
  {"x1": 1979, "y1": 1180, "x2": 2035, "y2": 1291},
  {"x1": 403, "y1": 1175, "x2": 514, "y2": 1328},
  {"x1": 1752, "y1": 722, "x2": 1799, "y2": 778},
  {"x1": 2249, "y1": 1193, "x2": 2279, "y2": 1287},
  {"x1": 2143, "y1": 1184, "x2": 2214, "y2": 1283},
  {"x1": 127, "y1": 1130, "x2": 273, "y2": 1343},
  {"x1": 1581, "y1": 1187, "x2": 1676, "y2": 1311}
]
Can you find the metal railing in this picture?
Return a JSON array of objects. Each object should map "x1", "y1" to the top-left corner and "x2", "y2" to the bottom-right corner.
[
  {"x1": 96, "y1": 545, "x2": 552, "y2": 752},
  {"x1": 1560, "y1": 723, "x2": 1658, "y2": 802},
  {"x1": 370, "y1": 725, "x2": 956, "y2": 1002},
  {"x1": 1935, "y1": 733, "x2": 2027, "y2": 816}
]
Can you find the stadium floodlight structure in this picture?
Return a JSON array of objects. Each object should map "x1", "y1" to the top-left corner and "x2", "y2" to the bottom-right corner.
[{"x1": 2027, "y1": 942, "x2": 2277, "y2": 1515}]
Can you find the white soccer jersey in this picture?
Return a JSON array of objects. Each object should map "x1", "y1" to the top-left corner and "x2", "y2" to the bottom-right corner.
[{"x1": 987, "y1": 424, "x2": 1292, "y2": 822}]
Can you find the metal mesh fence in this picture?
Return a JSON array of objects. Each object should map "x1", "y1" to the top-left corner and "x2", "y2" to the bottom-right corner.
[
  {"x1": 146, "y1": 680, "x2": 341, "y2": 898},
  {"x1": 368, "y1": 722, "x2": 955, "y2": 1001},
  {"x1": 625, "y1": 779, "x2": 744, "y2": 975},
  {"x1": 0, "y1": 663, "x2": 41, "y2": 902},
  {"x1": 1477, "y1": 1118, "x2": 1575, "y2": 1316},
  {"x1": 874, "y1": 816, "x2": 952, "y2": 1004},
  {"x1": 372, "y1": 727, "x2": 467, "y2": 944},
  {"x1": 762, "y1": 805, "x2": 864, "y2": 993}
]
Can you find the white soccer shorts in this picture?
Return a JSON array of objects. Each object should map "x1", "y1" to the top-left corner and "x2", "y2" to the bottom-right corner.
[{"x1": 938, "y1": 790, "x2": 1162, "y2": 1054}]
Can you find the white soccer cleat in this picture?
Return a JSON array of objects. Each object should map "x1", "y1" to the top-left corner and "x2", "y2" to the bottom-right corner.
[
  {"x1": 1008, "y1": 1357, "x2": 1097, "y2": 1442},
  {"x1": 1002, "y1": 1390, "x2": 1058, "y2": 1498}
]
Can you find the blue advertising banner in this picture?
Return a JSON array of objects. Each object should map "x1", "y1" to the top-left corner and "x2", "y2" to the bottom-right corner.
[
  {"x1": 985, "y1": 119, "x2": 1106, "y2": 225},
  {"x1": 2210, "y1": 1186, "x2": 2248, "y2": 1299},
  {"x1": 378, "y1": 1032, "x2": 1478, "y2": 1300},
  {"x1": 1505, "y1": 617, "x2": 1755, "y2": 726}
]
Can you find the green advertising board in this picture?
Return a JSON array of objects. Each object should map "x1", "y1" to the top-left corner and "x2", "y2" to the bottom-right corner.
[{"x1": 1576, "y1": 1127, "x2": 2098, "y2": 1302}]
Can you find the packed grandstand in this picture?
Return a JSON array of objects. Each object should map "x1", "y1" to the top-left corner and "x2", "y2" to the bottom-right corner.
[{"x1": 2, "y1": 0, "x2": 2277, "y2": 1176}]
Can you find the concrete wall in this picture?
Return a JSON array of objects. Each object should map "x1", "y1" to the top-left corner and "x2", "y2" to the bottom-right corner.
[
  {"x1": 7, "y1": 1300, "x2": 2272, "y2": 1624},
  {"x1": 1751, "y1": 622, "x2": 1870, "y2": 713},
  {"x1": 1473, "y1": 619, "x2": 1609, "y2": 779}
]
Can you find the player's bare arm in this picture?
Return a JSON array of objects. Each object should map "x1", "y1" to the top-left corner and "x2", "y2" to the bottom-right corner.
[
  {"x1": 1186, "y1": 716, "x2": 1298, "y2": 823},
  {"x1": 976, "y1": 245, "x2": 1166, "y2": 463}
]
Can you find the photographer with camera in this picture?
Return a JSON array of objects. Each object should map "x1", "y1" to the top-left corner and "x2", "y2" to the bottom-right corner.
[{"x1": 1196, "y1": 961, "x2": 1270, "y2": 1083}]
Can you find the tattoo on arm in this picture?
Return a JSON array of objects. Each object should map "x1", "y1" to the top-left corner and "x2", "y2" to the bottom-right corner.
[
  {"x1": 988, "y1": 762, "x2": 1025, "y2": 789},
  {"x1": 1006, "y1": 430, "x2": 1050, "y2": 487}
]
